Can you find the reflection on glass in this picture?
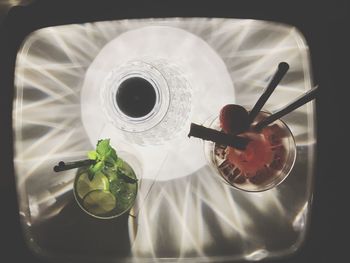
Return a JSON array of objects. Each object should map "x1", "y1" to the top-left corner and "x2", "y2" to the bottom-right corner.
[
  {"x1": 101, "y1": 59, "x2": 192, "y2": 145},
  {"x1": 205, "y1": 111, "x2": 296, "y2": 192},
  {"x1": 73, "y1": 159, "x2": 138, "y2": 219}
]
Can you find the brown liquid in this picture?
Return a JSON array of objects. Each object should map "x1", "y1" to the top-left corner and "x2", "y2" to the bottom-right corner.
[{"x1": 116, "y1": 77, "x2": 156, "y2": 118}]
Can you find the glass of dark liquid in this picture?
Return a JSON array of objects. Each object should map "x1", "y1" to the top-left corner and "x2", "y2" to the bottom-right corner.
[
  {"x1": 101, "y1": 59, "x2": 192, "y2": 145},
  {"x1": 115, "y1": 77, "x2": 157, "y2": 119}
]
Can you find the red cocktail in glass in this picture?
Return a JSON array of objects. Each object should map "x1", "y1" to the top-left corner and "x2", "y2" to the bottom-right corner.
[{"x1": 205, "y1": 111, "x2": 296, "y2": 192}]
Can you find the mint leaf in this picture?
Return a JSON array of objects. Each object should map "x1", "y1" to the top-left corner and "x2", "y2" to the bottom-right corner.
[
  {"x1": 87, "y1": 166, "x2": 95, "y2": 180},
  {"x1": 115, "y1": 158, "x2": 124, "y2": 169},
  {"x1": 96, "y1": 139, "x2": 111, "y2": 156},
  {"x1": 88, "y1": 151, "x2": 98, "y2": 160},
  {"x1": 87, "y1": 138, "x2": 119, "y2": 180},
  {"x1": 109, "y1": 148, "x2": 118, "y2": 161},
  {"x1": 88, "y1": 161, "x2": 104, "y2": 181},
  {"x1": 105, "y1": 149, "x2": 117, "y2": 166},
  {"x1": 91, "y1": 161, "x2": 103, "y2": 173},
  {"x1": 96, "y1": 139, "x2": 118, "y2": 166}
]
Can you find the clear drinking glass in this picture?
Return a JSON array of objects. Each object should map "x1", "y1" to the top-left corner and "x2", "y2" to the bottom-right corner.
[
  {"x1": 101, "y1": 59, "x2": 192, "y2": 145},
  {"x1": 204, "y1": 110, "x2": 297, "y2": 192},
  {"x1": 73, "y1": 155, "x2": 139, "y2": 219}
]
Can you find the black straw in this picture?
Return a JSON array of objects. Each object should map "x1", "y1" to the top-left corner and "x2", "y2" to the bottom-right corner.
[
  {"x1": 188, "y1": 123, "x2": 250, "y2": 150},
  {"x1": 248, "y1": 62, "x2": 289, "y2": 125},
  {"x1": 254, "y1": 86, "x2": 318, "y2": 131},
  {"x1": 53, "y1": 159, "x2": 96, "y2": 172}
]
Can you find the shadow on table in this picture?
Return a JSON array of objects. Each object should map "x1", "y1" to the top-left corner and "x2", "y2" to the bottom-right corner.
[{"x1": 30, "y1": 191, "x2": 132, "y2": 260}]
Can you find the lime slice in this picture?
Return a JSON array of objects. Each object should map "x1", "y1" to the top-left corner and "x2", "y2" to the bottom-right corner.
[
  {"x1": 83, "y1": 190, "x2": 117, "y2": 215},
  {"x1": 75, "y1": 172, "x2": 109, "y2": 199}
]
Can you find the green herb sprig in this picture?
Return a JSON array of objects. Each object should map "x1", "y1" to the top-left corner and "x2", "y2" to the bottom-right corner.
[
  {"x1": 54, "y1": 139, "x2": 138, "y2": 184},
  {"x1": 87, "y1": 139, "x2": 118, "y2": 180}
]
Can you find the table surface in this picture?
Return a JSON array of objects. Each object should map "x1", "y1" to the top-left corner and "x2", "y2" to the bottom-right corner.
[
  {"x1": 0, "y1": 1, "x2": 348, "y2": 263},
  {"x1": 12, "y1": 17, "x2": 315, "y2": 262}
]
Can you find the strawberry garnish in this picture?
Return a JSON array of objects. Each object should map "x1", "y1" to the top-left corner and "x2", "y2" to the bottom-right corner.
[{"x1": 219, "y1": 104, "x2": 249, "y2": 134}]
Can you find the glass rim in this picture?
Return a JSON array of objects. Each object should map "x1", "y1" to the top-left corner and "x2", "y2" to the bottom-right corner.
[
  {"x1": 73, "y1": 167, "x2": 139, "y2": 219},
  {"x1": 205, "y1": 110, "x2": 297, "y2": 193},
  {"x1": 100, "y1": 59, "x2": 171, "y2": 133}
]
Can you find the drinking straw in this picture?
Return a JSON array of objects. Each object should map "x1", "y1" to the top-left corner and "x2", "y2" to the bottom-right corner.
[
  {"x1": 248, "y1": 62, "x2": 289, "y2": 124},
  {"x1": 188, "y1": 123, "x2": 250, "y2": 150},
  {"x1": 53, "y1": 159, "x2": 95, "y2": 172},
  {"x1": 254, "y1": 86, "x2": 318, "y2": 131}
]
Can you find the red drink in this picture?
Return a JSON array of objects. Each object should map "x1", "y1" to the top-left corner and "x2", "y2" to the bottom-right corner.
[{"x1": 209, "y1": 111, "x2": 296, "y2": 192}]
